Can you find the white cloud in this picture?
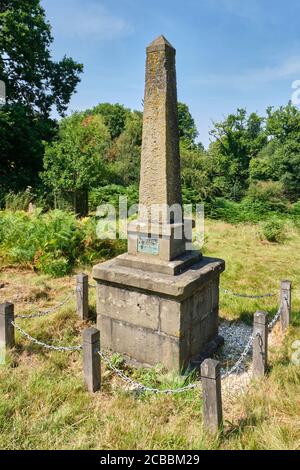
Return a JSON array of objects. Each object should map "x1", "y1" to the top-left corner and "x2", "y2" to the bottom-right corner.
[
  {"x1": 193, "y1": 56, "x2": 300, "y2": 89},
  {"x1": 52, "y1": 2, "x2": 133, "y2": 41}
]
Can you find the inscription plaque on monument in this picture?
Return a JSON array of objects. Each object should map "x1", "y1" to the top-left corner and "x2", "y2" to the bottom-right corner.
[
  {"x1": 137, "y1": 236, "x2": 159, "y2": 255},
  {"x1": 93, "y1": 35, "x2": 225, "y2": 371}
]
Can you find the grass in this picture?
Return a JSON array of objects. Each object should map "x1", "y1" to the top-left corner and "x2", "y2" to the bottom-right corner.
[{"x1": 0, "y1": 219, "x2": 300, "y2": 450}]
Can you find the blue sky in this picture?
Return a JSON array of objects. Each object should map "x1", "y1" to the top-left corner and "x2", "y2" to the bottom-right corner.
[{"x1": 42, "y1": 0, "x2": 300, "y2": 147}]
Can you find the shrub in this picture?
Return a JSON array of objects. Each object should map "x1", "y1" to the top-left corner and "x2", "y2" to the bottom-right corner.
[
  {"x1": 89, "y1": 185, "x2": 138, "y2": 212},
  {"x1": 5, "y1": 188, "x2": 34, "y2": 211},
  {"x1": 260, "y1": 218, "x2": 285, "y2": 243},
  {"x1": 0, "y1": 209, "x2": 125, "y2": 276},
  {"x1": 245, "y1": 181, "x2": 288, "y2": 214}
]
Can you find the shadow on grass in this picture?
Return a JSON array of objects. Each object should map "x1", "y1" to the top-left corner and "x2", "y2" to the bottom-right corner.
[
  {"x1": 88, "y1": 304, "x2": 97, "y2": 323},
  {"x1": 223, "y1": 415, "x2": 259, "y2": 440},
  {"x1": 238, "y1": 310, "x2": 255, "y2": 325}
]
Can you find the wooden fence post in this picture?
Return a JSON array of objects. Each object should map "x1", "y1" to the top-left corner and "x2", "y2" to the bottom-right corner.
[
  {"x1": 76, "y1": 273, "x2": 89, "y2": 320},
  {"x1": 0, "y1": 303, "x2": 15, "y2": 352},
  {"x1": 82, "y1": 327, "x2": 101, "y2": 393},
  {"x1": 253, "y1": 311, "x2": 268, "y2": 378},
  {"x1": 280, "y1": 280, "x2": 292, "y2": 332},
  {"x1": 201, "y1": 359, "x2": 223, "y2": 433}
]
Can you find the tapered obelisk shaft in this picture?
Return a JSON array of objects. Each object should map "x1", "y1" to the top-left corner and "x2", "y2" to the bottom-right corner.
[{"x1": 139, "y1": 35, "x2": 182, "y2": 224}]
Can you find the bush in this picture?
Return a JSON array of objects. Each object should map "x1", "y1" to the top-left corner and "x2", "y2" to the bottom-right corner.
[
  {"x1": 260, "y1": 218, "x2": 285, "y2": 243},
  {"x1": 207, "y1": 197, "x2": 263, "y2": 223},
  {"x1": 5, "y1": 188, "x2": 34, "y2": 211},
  {"x1": 89, "y1": 185, "x2": 138, "y2": 212},
  {"x1": 0, "y1": 209, "x2": 125, "y2": 276},
  {"x1": 245, "y1": 181, "x2": 288, "y2": 214}
]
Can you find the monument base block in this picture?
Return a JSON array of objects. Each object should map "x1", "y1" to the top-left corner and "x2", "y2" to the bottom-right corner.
[{"x1": 93, "y1": 256, "x2": 225, "y2": 371}]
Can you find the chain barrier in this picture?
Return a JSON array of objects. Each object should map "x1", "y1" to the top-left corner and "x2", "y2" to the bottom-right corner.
[
  {"x1": 268, "y1": 303, "x2": 284, "y2": 332},
  {"x1": 15, "y1": 292, "x2": 75, "y2": 320},
  {"x1": 221, "y1": 334, "x2": 254, "y2": 380},
  {"x1": 12, "y1": 322, "x2": 82, "y2": 352},
  {"x1": 97, "y1": 299, "x2": 286, "y2": 392},
  {"x1": 9, "y1": 283, "x2": 287, "y2": 393},
  {"x1": 221, "y1": 287, "x2": 276, "y2": 299},
  {"x1": 98, "y1": 350, "x2": 198, "y2": 394},
  {"x1": 221, "y1": 301, "x2": 284, "y2": 380}
]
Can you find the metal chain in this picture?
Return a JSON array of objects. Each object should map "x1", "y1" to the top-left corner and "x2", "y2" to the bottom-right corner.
[
  {"x1": 15, "y1": 292, "x2": 75, "y2": 320},
  {"x1": 268, "y1": 303, "x2": 283, "y2": 332},
  {"x1": 12, "y1": 322, "x2": 82, "y2": 352},
  {"x1": 97, "y1": 298, "x2": 286, "y2": 392},
  {"x1": 11, "y1": 292, "x2": 287, "y2": 390},
  {"x1": 221, "y1": 288, "x2": 276, "y2": 299},
  {"x1": 221, "y1": 334, "x2": 254, "y2": 379},
  {"x1": 98, "y1": 350, "x2": 198, "y2": 394},
  {"x1": 221, "y1": 300, "x2": 285, "y2": 379}
]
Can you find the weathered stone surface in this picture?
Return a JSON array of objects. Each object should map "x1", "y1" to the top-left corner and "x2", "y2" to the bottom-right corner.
[
  {"x1": 280, "y1": 280, "x2": 292, "y2": 332},
  {"x1": 201, "y1": 359, "x2": 223, "y2": 433},
  {"x1": 139, "y1": 35, "x2": 182, "y2": 224},
  {"x1": 0, "y1": 302, "x2": 15, "y2": 349},
  {"x1": 82, "y1": 327, "x2": 101, "y2": 393},
  {"x1": 93, "y1": 36, "x2": 225, "y2": 371},
  {"x1": 94, "y1": 259, "x2": 223, "y2": 370},
  {"x1": 93, "y1": 256, "x2": 225, "y2": 301},
  {"x1": 116, "y1": 251, "x2": 202, "y2": 276},
  {"x1": 97, "y1": 283, "x2": 160, "y2": 330},
  {"x1": 127, "y1": 35, "x2": 186, "y2": 262},
  {"x1": 253, "y1": 311, "x2": 268, "y2": 378},
  {"x1": 98, "y1": 314, "x2": 181, "y2": 369}
]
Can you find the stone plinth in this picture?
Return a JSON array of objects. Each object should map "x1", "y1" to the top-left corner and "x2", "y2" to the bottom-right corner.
[
  {"x1": 93, "y1": 35, "x2": 225, "y2": 371},
  {"x1": 93, "y1": 257, "x2": 225, "y2": 371}
]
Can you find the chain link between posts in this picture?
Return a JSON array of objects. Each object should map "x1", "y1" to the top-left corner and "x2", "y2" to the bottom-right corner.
[
  {"x1": 9, "y1": 280, "x2": 287, "y2": 394},
  {"x1": 15, "y1": 292, "x2": 75, "y2": 320},
  {"x1": 96, "y1": 299, "x2": 286, "y2": 393},
  {"x1": 12, "y1": 321, "x2": 82, "y2": 352},
  {"x1": 220, "y1": 287, "x2": 276, "y2": 299}
]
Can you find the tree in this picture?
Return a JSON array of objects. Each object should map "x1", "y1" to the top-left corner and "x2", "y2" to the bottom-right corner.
[
  {"x1": 177, "y1": 102, "x2": 198, "y2": 147},
  {"x1": 42, "y1": 113, "x2": 111, "y2": 193},
  {"x1": 181, "y1": 144, "x2": 215, "y2": 200},
  {"x1": 250, "y1": 103, "x2": 300, "y2": 200},
  {"x1": 90, "y1": 103, "x2": 130, "y2": 140},
  {"x1": 0, "y1": 0, "x2": 83, "y2": 203},
  {"x1": 108, "y1": 111, "x2": 143, "y2": 186},
  {"x1": 208, "y1": 109, "x2": 266, "y2": 200},
  {"x1": 0, "y1": 0, "x2": 83, "y2": 116}
]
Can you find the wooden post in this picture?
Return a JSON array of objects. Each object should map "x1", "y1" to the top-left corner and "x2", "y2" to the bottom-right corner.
[
  {"x1": 82, "y1": 327, "x2": 101, "y2": 393},
  {"x1": 76, "y1": 273, "x2": 89, "y2": 320},
  {"x1": 201, "y1": 359, "x2": 223, "y2": 433},
  {"x1": 0, "y1": 303, "x2": 15, "y2": 356},
  {"x1": 280, "y1": 280, "x2": 292, "y2": 332},
  {"x1": 253, "y1": 311, "x2": 268, "y2": 378}
]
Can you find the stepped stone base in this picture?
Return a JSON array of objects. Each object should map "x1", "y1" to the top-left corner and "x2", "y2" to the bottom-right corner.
[{"x1": 93, "y1": 256, "x2": 225, "y2": 371}]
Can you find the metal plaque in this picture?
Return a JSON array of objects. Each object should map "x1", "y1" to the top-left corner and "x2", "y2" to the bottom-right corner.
[{"x1": 137, "y1": 236, "x2": 159, "y2": 255}]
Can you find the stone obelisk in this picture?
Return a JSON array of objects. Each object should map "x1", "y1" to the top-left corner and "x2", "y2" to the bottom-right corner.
[
  {"x1": 139, "y1": 36, "x2": 182, "y2": 223},
  {"x1": 93, "y1": 36, "x2": 225, "y2": 371},
  {"x1": 122, "y1": 35, "x2": 199, "y2": 271}
]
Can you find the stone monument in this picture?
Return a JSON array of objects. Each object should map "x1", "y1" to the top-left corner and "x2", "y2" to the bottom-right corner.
[{"x1": 93, "y1": 36, "x2": 225, "y2": 371}]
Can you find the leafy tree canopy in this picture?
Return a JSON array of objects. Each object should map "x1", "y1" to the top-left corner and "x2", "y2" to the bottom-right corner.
[
  {"x1": 177, "y1": 102, "x2": 199, "y2": 147},
  {"x1": 208, "y1": 108, "x2": 267, "y2": 200},
  {"x1": 89, "y1": 103, "x2": 130, "y2": 140},
  {"x1": 0, "y1": 0, "x2": 83, "y2": 116},
  {"x1": 42, "y1": 113, "x2": 111, "y2": 192}
]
